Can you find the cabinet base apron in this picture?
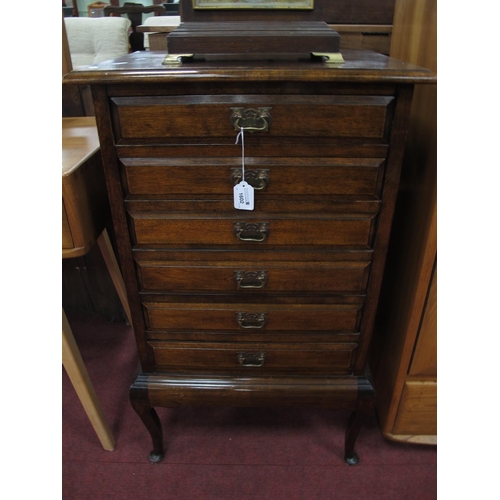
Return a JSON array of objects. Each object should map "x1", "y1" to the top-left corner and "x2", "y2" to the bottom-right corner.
[{"x1": 130, "y1": 372, "x2": 376, "y2": 465}]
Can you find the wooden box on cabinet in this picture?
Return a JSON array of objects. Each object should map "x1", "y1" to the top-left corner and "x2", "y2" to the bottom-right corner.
[{"x1": 63, "y1": 49, "x2": 434, "y2": 463}]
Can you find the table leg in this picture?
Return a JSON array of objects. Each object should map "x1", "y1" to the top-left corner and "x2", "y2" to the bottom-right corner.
[
  {"x1": 62, "y1": 309, "x2": 115, "y2": 451},
  {"x1": 97, "y1": 228, "x2": 132, "y2": 325}
]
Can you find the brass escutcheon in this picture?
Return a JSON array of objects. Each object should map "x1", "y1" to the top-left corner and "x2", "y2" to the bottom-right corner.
[
  {"x1": 236, "y1": 312, "x2": 268, "y2": 329},
  {"x1": 234, "y1": 270, "x2": 268, "y2": 289},
  {"x1": 230, "y1": 168, "x2": 270, "y2": 190},
  {"x1": 230, "y1": 107, "x2": 272, "y2": 132},
  {"x1": 237, "y1": 352, "x2": 266, "y2": 367},
  {"x1": 233, "y1": 222, "x2": 270, "y2": 242}
]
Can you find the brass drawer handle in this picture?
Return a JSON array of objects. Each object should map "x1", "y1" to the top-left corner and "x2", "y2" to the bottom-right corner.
[
  {"x1": 233, "y1": 222, "x2": 269, "y2": 242},
  {"x1": 236, "y1": 312, "x2": 267, "y2": 329},
  {"x1": 230, "y1": 107, "x2": 272, "y2": 132},
  {"x1": 230, "y1": 168, "x2": 270, "y2": 191},
  {"x1": 238, "y1": 352, "x2": 266, "y2": 367},
  {"x1": 234, "y1": 270, "x2": 268, "y2": 289}
]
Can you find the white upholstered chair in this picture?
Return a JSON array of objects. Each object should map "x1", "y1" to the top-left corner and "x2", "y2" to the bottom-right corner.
[{"x1": 64, "y1": 17, "x2": 132, "y2": 69}]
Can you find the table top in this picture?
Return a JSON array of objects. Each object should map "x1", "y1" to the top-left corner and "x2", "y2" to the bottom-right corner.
[
  {"x1": 62, "y1": 117, "x2": 100, "y2": 179},
  {"x1": 63, "y1": 50, "x2": 436, "y2": 86}
]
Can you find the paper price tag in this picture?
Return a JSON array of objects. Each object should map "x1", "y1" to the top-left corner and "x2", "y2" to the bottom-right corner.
[{"x1": 233, "y1": 181, "x2": 254, "y2": 210}]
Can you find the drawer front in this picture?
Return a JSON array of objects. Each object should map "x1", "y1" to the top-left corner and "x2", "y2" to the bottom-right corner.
[
  {"x1": 143, "y1": 303, "x2": 363, "y2": 333},
  {"x1": 121, "y1": 157, "x2": 385, "y2": 198},
  {"x1": 137, "y1": 260, "x2": 371, "y2": 293},
  {"x1": 111, "y1": 95, "x2": 394, "y2": 142},
  {"x1": 150, "y1": 341, "x2": 357, "y2": 374},
  {"x1": 130, "y1": 214, "x2": 376, "y2": 248}
]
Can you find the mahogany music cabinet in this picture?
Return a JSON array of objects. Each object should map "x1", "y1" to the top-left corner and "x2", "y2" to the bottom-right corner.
[{"x1": 63, "y1": 49, "x2": 434, "y2": 464}]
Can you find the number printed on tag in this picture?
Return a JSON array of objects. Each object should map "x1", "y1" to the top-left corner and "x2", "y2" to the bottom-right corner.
[{"x1": 234, "y1": 181, "x2": 254, "y2": 211}]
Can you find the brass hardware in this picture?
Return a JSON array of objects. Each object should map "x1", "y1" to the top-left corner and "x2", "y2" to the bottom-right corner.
[
  {"x1": 237, "y1": 352, "x2": 266, "y2": 367},
  {"x1": 311, "y1": 52, "x2": 345, "y2": 65},
  {"x1": 236, "y1": 312, "x2": 268, "y2": 329},
  {"x1": 230, "y1": 107, "x2": 272, "y2": 132},
  {"x1": 234, "y1": 270, "x2": 268, "y2": 289},
  {"x1": 233, "y1": 222, "x2": 270, "y2": 242},
  {"x1": 230, "y1": 168, "x2": 270, "y2": 191},
  {"x1": 162, "y1": 54, "x2": 194, "y2": 66}
]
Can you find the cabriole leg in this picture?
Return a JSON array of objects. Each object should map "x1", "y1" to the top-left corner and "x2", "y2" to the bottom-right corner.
[
  {"x1": 130, "y1": 376, "x2": 164, "y2": 463},
  {"x1": 344, "y1": 392, "x2": 376, "y2": 465}
]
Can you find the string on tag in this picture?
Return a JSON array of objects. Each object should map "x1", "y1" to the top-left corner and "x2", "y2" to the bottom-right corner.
[
  {"x1": 235, "y1": 127, "x2": 245, "y2": 182},
  {"x1": 233, "y1": 126, "x2": 254, "y2": 210}
]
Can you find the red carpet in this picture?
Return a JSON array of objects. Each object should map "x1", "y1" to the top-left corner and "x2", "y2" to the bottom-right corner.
[{"x1": 62, "y1": 311, "x2": 437, "y2": 499}]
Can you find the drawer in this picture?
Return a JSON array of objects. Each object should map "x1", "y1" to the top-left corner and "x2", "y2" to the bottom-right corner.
[
  {"x1": 149, "y1": 341, "x2": 357, "y2": 374},
  {"x1": 137, "y1": 260, "x2": 371, "y2": 294},
  {"x1": 143, "y1": 302, "x2": 363, "y2": 333},
  {"x1": 129, "y1": 213, "x2": 377, "y2": 248},
  {"x1": 121, "y1": 157, "x2": 385, "y2": 198},
  {"x1": 111, "y1": 95, "x2": 394, "y2": 142}
]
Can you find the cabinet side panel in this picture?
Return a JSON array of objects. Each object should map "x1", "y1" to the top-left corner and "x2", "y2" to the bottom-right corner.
[
  {"x1": 393, "y1": 380, "x2": 437, "y2": 435},
  {"x1": 409, "y1": 265, "x2": 437, "y2": 376}
]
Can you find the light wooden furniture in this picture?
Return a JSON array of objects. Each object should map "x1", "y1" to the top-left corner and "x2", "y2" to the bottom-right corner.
[
  {"x1": 64, "y1": 47, "x2": 434, "y2": 464},
  {"x1": 62, "y1": 116, "x2": 133, "y2": 450},
  {"x1": 370, "y1": 0, "x2": 437, "y2": 444}
]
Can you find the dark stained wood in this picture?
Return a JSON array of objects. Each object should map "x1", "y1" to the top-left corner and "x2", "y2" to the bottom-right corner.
[
  {"x1": 137, "y1": 260, "x2": 371, "y2": 293},
  {"x1": 110, "y1": 94, "x2": 393, "y2": 142},
  {"x1": 129, "y1": 214, "x2": 376, "y2": 247},
  {"x1": 331, "y1": 24, "x2": 392, "y2": 56},
  {"x1": 121, "y1": 157, "x2": 386, "y2": 197},
  {"x1": 126, "y1": 198, "x2": 380, "y2": 216},
  {"x1": 150, "y1": 341, "x2": 357, "y2": 374},
  {"x1": 91, "y1": 85, "x2": 156, "y2": 371},
  {"x1": 63, "y1": 50, "x2": 435, "y2": 86},
  {"x1": 132, "y1": 248, "x2": 373, "y2": 263},
  {"x1": 143, "y1": 302, "x2": 363, "y2": 332},
  {"x1": 344, "y1": 379, "x2": 376, "y2": 464},
  {"x1": 179, "y1": 0, "x2": 396, "y2": 25},
  {"x1": 130, "y1": 374, "x2": 164, "y2": 463},
  {"x1": 65, "y1": 49, "x2": 434, "y2": 464},
  {"x1": 116, "y1": 142, "x2": 390, "y2": 159},
  {"x1": 146, "y1": 372, "x2": 360, "y2": 408},
  {"x1": 352, "y1": 84, "x2": 414, "y2": 374},
  {"x1": 166, "y1": 21, "x2": 340, "y2": 56},
  {"x1": 139, "y1": 22, "x2": 392, "y2": 55}
]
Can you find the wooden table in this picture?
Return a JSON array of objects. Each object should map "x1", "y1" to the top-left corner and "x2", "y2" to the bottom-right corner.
[{"x1": 62, "y1": 117, "x2": 132, "y2": 451}]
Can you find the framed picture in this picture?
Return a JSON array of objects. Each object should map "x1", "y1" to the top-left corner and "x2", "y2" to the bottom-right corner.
[{"x1": 193, "y1": 0, "x2": 314, "y2": 9}]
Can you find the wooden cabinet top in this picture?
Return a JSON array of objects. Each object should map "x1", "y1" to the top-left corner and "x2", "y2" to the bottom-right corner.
[{"x1": 63, "y1": 50, "x2": 435, "y2": 86}]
